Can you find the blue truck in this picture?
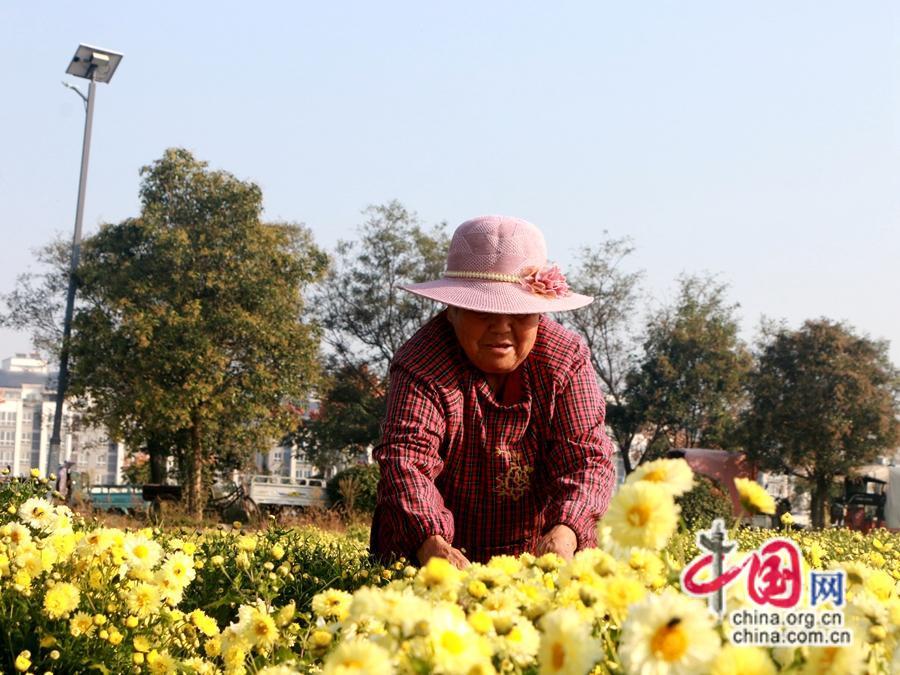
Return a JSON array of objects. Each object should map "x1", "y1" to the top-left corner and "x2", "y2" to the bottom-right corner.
[{"x1": 87, "y1": 484, "x2": 144, "y2": 514}]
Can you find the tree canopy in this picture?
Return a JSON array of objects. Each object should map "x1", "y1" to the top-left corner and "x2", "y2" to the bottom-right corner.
[
  {"x1": 314, "y1": 201, "x2": 449, "y2": 379},
  {"x1": 741, "y1": 318, "x2": 900, "y2": 527},
  {"x1": 67, "y1": 148, "x2": 327, "y2": 515},
  {"x1": 625, "y1": 275, "x2": 752, "y2": 458},
  {"x1": 304, "y1": 202, "x2": 448, "y2": 465},
  {"x1": 561, "y1": 237, "x2": 643, "y2": 472}
]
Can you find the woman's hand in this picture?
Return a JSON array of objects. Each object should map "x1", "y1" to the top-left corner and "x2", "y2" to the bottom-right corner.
[
  {"x1": 417, "y1": 535, "x2": 470, "y2": 569},
  {"x1": 535, "y1": 524, "x2": 578, "y2": 561}
]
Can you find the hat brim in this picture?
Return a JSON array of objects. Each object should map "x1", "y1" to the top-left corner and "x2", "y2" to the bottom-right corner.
[{"x1": 398, "y1": 278, "x2": 593, "y2": 314}]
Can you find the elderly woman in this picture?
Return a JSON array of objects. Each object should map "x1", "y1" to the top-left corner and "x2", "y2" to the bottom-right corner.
[{"x1": 370, "y1": 215, "x2": 615, "y2": 567}]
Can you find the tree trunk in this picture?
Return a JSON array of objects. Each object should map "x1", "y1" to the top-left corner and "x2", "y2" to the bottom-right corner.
[
  {"x1": 620, "y1": 439, "x2": 634, "y2": 475},
  {"x1": 186, "y1": 416, "x2": 204, "y2": 519},
  {"x1": 810, "y1": 476, "x2": 829, "y2": 529}
]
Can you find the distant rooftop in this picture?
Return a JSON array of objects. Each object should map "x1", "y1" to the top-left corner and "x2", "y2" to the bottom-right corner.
[
  {"x1": 1, "y1": 354, "x2": 56, "y2": 390},
  {"x1": 2, "y1": 353, "x2": 49, "y2": 374}
]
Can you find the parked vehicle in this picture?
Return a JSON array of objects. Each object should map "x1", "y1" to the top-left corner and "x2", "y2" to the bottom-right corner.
[
  {"x1": 142, "y1": 480, "x2": 260, "y2": 524},
  {"x1": 831, "y1": 465, "x2": 900, "y2": 532},
  {"x1": 88, "y1": 484, "x2": 143, "y2": 514},
  {"x1": 248, "y1": 474, "x2": 328, "y2": 512}
]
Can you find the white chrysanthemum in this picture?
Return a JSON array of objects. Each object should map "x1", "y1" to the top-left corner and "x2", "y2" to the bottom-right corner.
[
  {"x1": 537, "y1": 607, "x2": 602, "y2": 675},
  {"x1": 388, "y1": 592, "x2": 435, "y2": 638},
  {"x1": 18, "y1": 497, "x2": 54, "y2": 530},
  {"x1": 497, "y1": 616, "x2": 541, "y2": 667},
  {"x1": 620, "y1": 588, "x2": 721, "y2": 675},
  {"x1": 845, "y1": 589, "x2": 890, "y2": 638},
  {"x1": 159, "y1": 551, "x2": 196, "y2": 590},
  {"x1": 122, "y1": 533, "x2": 163, "y2": 572},
  {"x1": 348, "y1": 586, "x2": 385, "y2": 621},
  {"x1": 601, "y1": 481, "x2": 680, "y2": 551},
  {"x1": 322, "y1": 638, "x2": 393, "y2": 675},
  {"x1": 627, "y1": 458, "x2": 695, "y2": 497},
  {"x1": 2, "y1": 522, "x2": 33, "y2": 550}
]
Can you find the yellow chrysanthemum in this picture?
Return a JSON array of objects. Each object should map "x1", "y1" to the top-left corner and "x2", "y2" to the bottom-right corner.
[
  {"x1": 602, "y1": 481, "x2": 680, "y2": 551},
  {"x1": 238, "y1": 604, "x2": 278, "y2": 652},
  {"x1": 125, "y1": 582, "x2": 162, "y2": 618},
  {"x1": 599, "y1": 575, "x2": 647, "y2": 625},
  {"x1": 190, "y1": 609, "x2": 220, "y2": 637},
  {"x1": 312, "y1": 588, "x2": 353, "y2": 621},
  {"x1": 487, "y1": 555, "x2": 523, "y2": 575},
  {"x1": 133, "y1": 635, "x2": 152, "y2": 653},
  {"x1": 14, "y1": 650, "x2": 31, "y2": 672},
  {"x1": 628, "y1": 548, "x2": 667, "y2": 589},
  {"x1": 628, "y1": 458, "x2": 695, "y2": 497},
  {"x1": 801, "y1": 639, "x2": 867, "y2": 675},
  {"x1": 620, "y1": 587, "x2": 721, "y2": 675},
  {"x1": 43, "y1": 582, "x2": 80, "y2": 619},
  {"x1": 145, "y1": 649, "x2": 177, "y2": 675},
  {"x1": 69, "y1": 611, "x2": 95, "y2": 637},
  {"x1": 414, "y1": 556, "x2": 464, "y2": 600},
  {"x1": 710, "y1": 644, "x2": 777, "y2": 675},
  {"x1": 322, "y1": 638, "x2": 393, "y2": 675},
  {"x1": 863, "y1": 568, "x2": 894, "y2": 601},
  {"x1": 734, "y1": 478, "x2": 775, "y2": 516},
  {"x1": 427, "y1": 604, "x2": 494, "y2": 674}
]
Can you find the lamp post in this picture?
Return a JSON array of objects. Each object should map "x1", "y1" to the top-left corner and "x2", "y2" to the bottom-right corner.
[{"x1": 45, "y1": 45, "x2": 123, "y2": 478}]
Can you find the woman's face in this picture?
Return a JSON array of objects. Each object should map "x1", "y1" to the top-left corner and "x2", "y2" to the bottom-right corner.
[{"x1": 446, "y1": 307, "x2": 540, "y2": 374}]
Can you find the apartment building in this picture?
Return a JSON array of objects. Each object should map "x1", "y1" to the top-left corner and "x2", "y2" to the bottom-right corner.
[{"x1": 0, "y1": 354, "x2": 124, "y2": 484}]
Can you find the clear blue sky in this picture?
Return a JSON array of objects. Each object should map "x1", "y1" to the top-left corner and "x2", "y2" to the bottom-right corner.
[{"x1": 2, "y1": 2, "x2": 899, "y2": 364}]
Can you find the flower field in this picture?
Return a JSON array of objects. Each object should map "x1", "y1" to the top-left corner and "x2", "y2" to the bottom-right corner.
[{"x1": 2, "y1": 465, "x2": 899, "y2": 674}]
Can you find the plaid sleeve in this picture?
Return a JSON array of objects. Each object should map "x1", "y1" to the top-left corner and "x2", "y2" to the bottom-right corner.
[
  {"x1": 372, "y1": 366, "x2": 455, "y2": 559},
  {"x1": 540, "y1": 355, "x2": 616, "y2": 549}
]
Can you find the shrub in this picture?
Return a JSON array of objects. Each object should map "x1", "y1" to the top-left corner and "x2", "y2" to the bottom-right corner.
[
  {"x1": 326, "y1": 463, "x2": 380, "y2": 514},
  {"x1": 676, "y1": 473, "x2": 735, "y2": 529}
]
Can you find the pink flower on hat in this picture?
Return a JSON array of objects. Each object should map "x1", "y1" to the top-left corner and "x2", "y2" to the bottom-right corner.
[{"x1": 519, "y1": 264, "x2": 571, "y2": 299}]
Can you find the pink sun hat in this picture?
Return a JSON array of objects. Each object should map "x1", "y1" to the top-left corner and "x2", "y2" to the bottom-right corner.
[{"x1": 399, "y1": 215, "x2": 593, "y2": 314}]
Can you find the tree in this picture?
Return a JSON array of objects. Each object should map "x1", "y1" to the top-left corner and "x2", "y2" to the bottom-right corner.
[
  {"x1": 740, "y1": 319, "x2": 900, "y2": 528},
  {"x1": 0, "y1": 237, "x2": 70, "y2": 360},
  {"x1": 285, "y1": 361, "x2": 386, "y2": 474},
  {"x1": 67, "y1": 148, "x2": 327, "y2": 516},
  {"x1": 625, "y1": 275, "x2": 752, "y2": 457},
  {"x1": 305, "y1": 201, "x2": 449, "y2": 467},
  {"x1": 560, "y1": 237, "x2": 643, "y2": 472},
  {"x1": 314, "y1": 201, "x2": 449, "y2": 379}
]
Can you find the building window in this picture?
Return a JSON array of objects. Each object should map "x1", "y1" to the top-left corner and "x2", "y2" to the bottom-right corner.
[{"x1": 0, "y1": 431, "x2": 15, "y2": 446}]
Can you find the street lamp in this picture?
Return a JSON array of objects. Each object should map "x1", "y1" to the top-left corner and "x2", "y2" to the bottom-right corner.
[{"x1": 46, "y1": 45, "x2": 123, "y2": 478}]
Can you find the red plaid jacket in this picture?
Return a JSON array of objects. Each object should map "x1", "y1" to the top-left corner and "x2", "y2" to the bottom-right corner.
[{"x1": 370, "y1": 311, "x2": 615, "y2": 564}]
